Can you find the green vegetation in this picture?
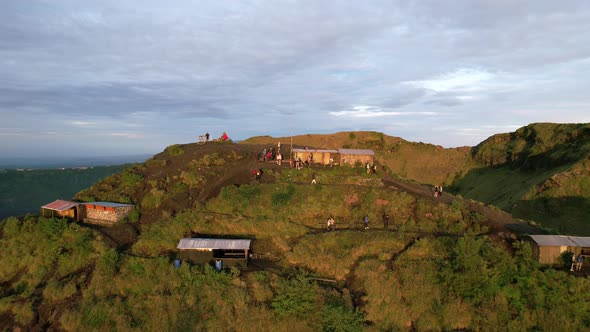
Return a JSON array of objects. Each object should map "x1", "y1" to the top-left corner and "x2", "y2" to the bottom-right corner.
[{"x1": 3, "y1": 125, "x2": 590, "y2": 330}]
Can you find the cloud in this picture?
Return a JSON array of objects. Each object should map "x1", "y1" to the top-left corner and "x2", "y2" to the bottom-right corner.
[
  {"x1": 405, "y1": 68, "x2": 495, "y2": 93},
  {"x1": 0, "y1": 1, "x2": 589, "y2": 154}
]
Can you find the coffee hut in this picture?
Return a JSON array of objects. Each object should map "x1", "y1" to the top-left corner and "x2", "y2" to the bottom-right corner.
[{"x1": 177, "y1": 238, "x2": 252, "y2": 269}]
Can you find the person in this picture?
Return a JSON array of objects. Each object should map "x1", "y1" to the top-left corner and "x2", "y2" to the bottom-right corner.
[
  {"x1": 221, "y1": 132, "x2": 229, "y2": 141},
  {"x1": 576, "y1": 254, "x2": 584, "y2": 271},
  {"x1": 276, "y1": 153, "x2": 282, "y2": 165},
  {"x1": 366, "y1": 162, "x2": 370, "y2": 174},
  {"x1": 382, "y1": 212, "x2": 390, "y2": 228},
  {"x1": 363, "y1": 214, "x2": 369, "y2": 230},
  {"x1": 372, "y1": 164, "x2": 377, "y2": 174},
  {"x1": 311, "y1": 173, "x2": 317, "y2": 185},
  {"x1": 433, "y1": 186, "x2": 439, "y2": 197},
  {"x1": 255, "y1": 169, "x2": 261, "y2": 182},
  {"x1": 327, "y1": 215, "x2": 335, "y2": 231},
  {"x1": 571, "y1": 253, "x2": 577, "y2": 271},
  {"x1": 439, "y1": 186, "x2": 443, "y2": 197},
  {"x1": 329, "y1": 156, "x2": 334, "y2": 167},
  {"x1": 205, "y1": 132, "x2": 210, "y2": 142}
]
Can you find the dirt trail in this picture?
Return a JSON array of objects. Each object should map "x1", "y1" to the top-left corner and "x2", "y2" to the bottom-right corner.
[{"x1": 381, "y1": 175, "x2": 542, "y2": 236}]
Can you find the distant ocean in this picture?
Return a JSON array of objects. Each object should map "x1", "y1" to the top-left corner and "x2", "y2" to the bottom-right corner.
[{"x1": 0, "y1": 154, "x2": 152, "y2": 169}]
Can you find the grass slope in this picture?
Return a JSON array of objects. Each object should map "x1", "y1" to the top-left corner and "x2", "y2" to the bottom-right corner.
[
  {"x1": 2, "y1": 139, "x2": 590, "y2": 330},
  {"x1": 452, "y1": 123, "x2": 590, "y2": 235}
]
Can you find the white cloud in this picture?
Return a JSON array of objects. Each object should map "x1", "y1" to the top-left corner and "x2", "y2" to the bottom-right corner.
[
  {"x1": 330, "y1": 106, "x2": 436, "y2": 118},
  {"x1": 405, "y1": 68, "x2": 495, "y2": 93},
  {"x1": 70, "y1": 121, "x2": 97, "y2": 126}
]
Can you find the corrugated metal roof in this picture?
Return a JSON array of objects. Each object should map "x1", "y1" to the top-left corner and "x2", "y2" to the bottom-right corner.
[
  {"x1": 529, "y1": 235, "x2": 579, "y2": 246},
  {"x1": 570, "y1": 236, "x2": 590, "y2": 247},
  {"x1": 41, "y1": 200, "x2": 79, "y2": 211},
  {"x1": 292, "y1": 148, "x2": 339, "y2": 153},
  {"x1": 83, "y1": 201, "x2": 134, "y2": 208},
  {"x1": 177, "y1": 238, "x2": 252, "y2": 250},
  {"x1": 338, "y1": 148, "x2": 375, "y2": 155}
]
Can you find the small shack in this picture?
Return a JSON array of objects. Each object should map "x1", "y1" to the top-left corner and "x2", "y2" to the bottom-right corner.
[
  {"x1": 292, "y1": 148, "x2": 339, "y2": 166},
  {"x1": 528, "y1": 235, "x2": 590, "y2": 264},
  {"x1": 338, "y1": 148, "x2": 375, "y2": 166},
  {"x1": 177, "y1": 238, "x2": 252, "y2": 269},
  {"x1": 40, "y1": 200, "x2": 79, "y2": 219},
  {"x1": 80, "y1": 202, "x2": 134, "y2": 225}
]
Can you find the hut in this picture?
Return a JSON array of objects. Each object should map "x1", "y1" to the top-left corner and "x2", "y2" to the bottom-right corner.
[
  {"x1": 292, "y1": 148, "x2": 339, "y2": 166},
  {"x1": 177, "y1": 238, "x2": 252, "y2": 269},
  {"x1": 338, "y1": 148, "x2": 375, "y2": 167},
  {"x1": 528, "y1": 235, "x2": 590, "y2": 264},
  {"x1": 80, "y1": 202, "x2": 134, "y2": 225},
  {"x1": 40, "y1": 200, "x2": 79, "y2": 219}
]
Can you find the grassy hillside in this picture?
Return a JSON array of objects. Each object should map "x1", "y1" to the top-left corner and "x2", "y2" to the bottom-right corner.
[
  {"x1": 2, "y1": 139, "x2": 590, "y2": 330},
  {"x1": 0, "y1": 165, "x2": 126, "y2": 219},
  {"x1": 241, "y1": 131, "x2": 475, "y2": 186},
  {"x1": 451, "y1": 123, "x2": 590, "y2": 235}
]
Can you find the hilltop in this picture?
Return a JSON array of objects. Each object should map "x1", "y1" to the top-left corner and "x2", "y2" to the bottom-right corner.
[{"x1": 1, "y1": 124, "x2": 590, "y2": 330}]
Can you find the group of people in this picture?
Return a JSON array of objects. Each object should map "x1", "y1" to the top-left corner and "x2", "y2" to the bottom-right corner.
[
  {"x1": 571, "y1": 253, "x2": 585, "y2": 271},
  {"x1": 259, "y1": 142, "x2": 284, "y2": 165},
  {"x1": 199, "y1": 131, "x2": 229, "y2": 143},
  {"x1": 433, "y1": 185, "x2": 443, "y2": 197},
  {"x1": 365, "y1": 162, "x2": 378, "y2": 174},
  {"x1": 324, "y1": 212, "x2": 391, "y2": 231}
]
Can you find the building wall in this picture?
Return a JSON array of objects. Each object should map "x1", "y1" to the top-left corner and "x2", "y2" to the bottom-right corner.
[
  {"x1": 535, "y1": 245, "x2": 580, "y2": 264},
  {"x1": 83, "y1": 206, "x2": 133, "y2": 225},
  {"x1": 339, "y1": 154, "x2": 374, "y2": 166}
]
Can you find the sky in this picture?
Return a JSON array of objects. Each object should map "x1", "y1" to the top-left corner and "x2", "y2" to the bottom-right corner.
[{"x1": 1, "y1": 1, "x2": 590, "y2": 158}]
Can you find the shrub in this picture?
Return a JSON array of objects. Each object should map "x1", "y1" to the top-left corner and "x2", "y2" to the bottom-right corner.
[
  {"x1": 272, "y1": 273, "x2": 318, "y2": 318},
  {"x1": 165, "y1": 144, "x2": 184, "y2": 156},
  {"x1": 321, "y1": 304, "x2": 364, "y2": 332},
  {"x1": 271, "y1": 185, "x2": 295, "y2": 206}
]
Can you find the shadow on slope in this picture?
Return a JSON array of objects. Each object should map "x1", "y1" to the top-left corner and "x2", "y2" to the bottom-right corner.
[{"x1": 512, "y1": 196, "x2": 590, "y2": 236}]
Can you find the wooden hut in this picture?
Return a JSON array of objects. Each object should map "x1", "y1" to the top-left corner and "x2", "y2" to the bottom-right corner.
[
  {"x1": 40, "y1": 200, "x2": 79, "y2": 219},
  {"x1": 292, "y1": 148, "x2": 339, "y2": 166},
  {"x1": 527, "y1": 235, "x2": 590, "y2": 264},
  {"x1": 177, "y1": 238, "x2": 252, "y2": 268},
  {"x1": 80, "y1": 202, "x2": 134, "y2": 225},
  {"x1": 338, "y1": 148, "x2": 375, "y2": 167}
]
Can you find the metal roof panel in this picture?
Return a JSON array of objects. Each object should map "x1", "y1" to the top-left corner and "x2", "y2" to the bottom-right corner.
[
  {"x1": 41, "y1": 200, "x2": 79, "y2": 211},
  {"x1": 338, "y1": 148, "x2": 375, "y2": 155},
  {"x1": 83, "y1": 201, "x2": 134, "y2": 208},
  {"x1": 529, "y1": 235, "x2": 578, "y2": 246},
  {"x1": 177, "y1": 238, "x2": 252, "y2": 250}
]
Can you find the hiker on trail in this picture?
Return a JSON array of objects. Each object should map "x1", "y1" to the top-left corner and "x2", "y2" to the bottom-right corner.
[
  {"x1": 329, "y1": 157, "x2": 334, "y2": 167},
  {"x1": 372, "y1": 164, "x2": 377, "y2": 174},
  {"x1": 277, "y1": 153, "x2": 282, "y2": 165},
  {"x1": 366, "y1": 162, "x2": 371, "y2": 174},
  {"x1": 262, "y1": 149, "x2": 267, "y2": 162},
  {"x1": 571, "y1": 253, "x2": 577, "y2": 271},
  {"x1": 439, "y1": 186, "x2": 443, "y2": 197},
  {"x1": 221, "y1": 132, "x2": 229, "y2": 141},
  {"x1": 363, "y1": 214, "x2": 369, "y2": 230},
  {"x1": 576, "y1": 255, "x2": 584, "y2": 271},
  {"x1": 327, "y1": 215, "x2": 335, "y2": 231},
  {"x1": 205, "y1": 132, "x2": 210, "y2": 142},
  {"x1": 255, "y1": 169, "x2": 261, "y2": 182},
  {"x1": 382, "y1": 212, "x2": 390, "y2": 228},
  {"x1": 311, "y1": 173, "x2": 317, "y2": 185}
]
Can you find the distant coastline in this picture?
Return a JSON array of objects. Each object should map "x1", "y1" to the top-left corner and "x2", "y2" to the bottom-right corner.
[{"x1": 0, "y1": 154, "x2": 152, "y2": 169}]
